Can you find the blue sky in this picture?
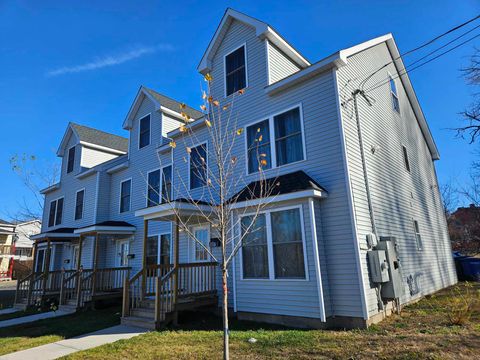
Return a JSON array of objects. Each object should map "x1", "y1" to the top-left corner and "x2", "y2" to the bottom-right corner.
[{"x1": 0, "y1": 0, "x2": 479, "y2": 219}]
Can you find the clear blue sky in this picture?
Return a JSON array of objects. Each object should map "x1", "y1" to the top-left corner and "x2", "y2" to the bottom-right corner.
[{"x1": 1, "y1": 0, "x2": 479, "y2": 219}]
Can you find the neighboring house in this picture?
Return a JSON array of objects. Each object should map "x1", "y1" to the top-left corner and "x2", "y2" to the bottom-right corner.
[
  {"x1": 0, "y1": 219, "x2": 40, "y2": 280},
  {"x1": 17, "y1": 8, "x2": 456, "y2": 328},
  {"x1": 448, "y1": 204, "x2": 480, "y2": 255}
]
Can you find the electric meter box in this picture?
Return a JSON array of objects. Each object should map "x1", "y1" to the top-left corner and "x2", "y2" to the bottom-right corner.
[
  {"x1": 368, "y1": 250, "x2": 390, "y2": 283},
  {"x1": 376, "y1": 237, "x2": 404, "y2": 299}
]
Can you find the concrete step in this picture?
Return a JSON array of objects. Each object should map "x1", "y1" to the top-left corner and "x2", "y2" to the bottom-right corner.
[
  {"x1": 58, "y1": 304, "x2": 77, "y2": 312},
  {"x1": 13, "y1": 303, "x2": 28, "y2": 311},
  {"x1": 131, "y1": 308, "x2": 155, "y2": 319},
  {"x1": 121, "y1": 316, "x2": 157, "y2": 330},
  {"x1": 139, "y1": 299, "x2": 155, "y2": 309}
]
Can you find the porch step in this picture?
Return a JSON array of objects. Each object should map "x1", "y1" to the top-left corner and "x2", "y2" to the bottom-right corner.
[
  {"x1": 13, "y1": 303, "x2": 28, "y2": 311},
  {"x1": 139, "y1": 299, "x2": 155, "y2": 309},
  {"x1": 121, "y1": 315, "x2": 157, "y2": 330},
  {"x1": 131, "y1": 307, "x2": 155, "y2": 318},
  {"x1": 58, "y1": 304, "x2": 77, "y2": 312}
]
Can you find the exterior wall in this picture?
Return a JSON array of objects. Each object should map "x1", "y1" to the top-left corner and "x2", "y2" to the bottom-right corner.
[
  {"x1": 336, "y1": 42, "x2": 457, "y2": 317},
  {"x1": 267, "y1": 40, "x2": 301, "y2": 84},
  {"x1": 14, "y1": 221, "x2": 41, "y2": 249},
  {"x1": 80, "y1": 146, "x2": 119, "y2": 169}
]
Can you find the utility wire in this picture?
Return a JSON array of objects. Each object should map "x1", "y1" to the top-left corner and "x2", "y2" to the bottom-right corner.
[
  {"x1": 358, "y1": 14, "x2": 480, "y2": 90},
  {"x1": 364, "y1": 32, "x2": 480, "y2": 94}
]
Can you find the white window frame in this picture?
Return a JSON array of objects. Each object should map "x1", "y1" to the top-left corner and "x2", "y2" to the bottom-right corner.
[
  {"x1": 160, "y1": 164, "x2": 173, "y2": 203},
  {"x1": 74, "y1": 188, "x2": 85, "y2": 220},
  {"x1": 48, "y1": 196, "x2": 64, "y2": 228},
  {"x1": 188, "y1": 141, "x2": 208, "y2": 190},
  {"x1": 388, "y1": 72, "x2": 400, "y2": 114},
  {"x1": 244, "y1": 103, "x2": 307, "y2": 175},
  {"x1": 119, "y1": 178, "x2": 132, "y2": 213},
  {"x1": 224, "y1": 43, "x2": 248, "y2": 98},
  {"x1": 188, "y1": 223, "x2": 211, "y2": 263},
  {"x1": 238, "y1": 204, "x2": 309, "y2": 281},
  {"x1": 413, "y1": 219, "x2": 422, "y2": 251},
  {"x1": 138, "y1": 113, "x2": 151, "y2": 149},
  {"x1": 66, "y1": 146, "x2": 76, "y2": 174},
  {"x1": 146, "y1": 168, "x2": 160, "y2": 207}
]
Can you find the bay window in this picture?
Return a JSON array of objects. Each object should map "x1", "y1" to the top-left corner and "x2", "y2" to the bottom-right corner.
[
  {"x1": 246, "y1": 106, "x2": 304, "y2": 174},
  {"x1": 48, "y1": 197, "x2": 64, "y2": 227},
  {"x1": 189, "y1": 143, "x2": 207, "y2": 189},
  {"x1": 241, "y1": 206, "x2": 306, "y2": 280},
  {"x1": 147, "y1": 169, "x2": 160, "y2": 207}
]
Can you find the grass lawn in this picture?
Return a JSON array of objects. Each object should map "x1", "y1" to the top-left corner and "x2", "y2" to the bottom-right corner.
[
  {"x1": 0, "y1": 306, "x2": 121, "y2": 356},
  {"x1": 65, "y1": 283, "x2": 480, "y2": 360}
]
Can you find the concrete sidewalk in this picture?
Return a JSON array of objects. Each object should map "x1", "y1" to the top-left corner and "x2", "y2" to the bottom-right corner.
[
  {"x1": 0, "y1": 325, "x2": 149, "y2": 360},
  {"x1": 0, "y1": 309, "x2": 75, "y2": 328},
  {"x1": 0, "y1": 308, "x2": 18, "y2": 316}
]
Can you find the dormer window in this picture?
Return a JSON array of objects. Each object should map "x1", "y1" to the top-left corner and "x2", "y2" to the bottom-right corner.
[
  {"x1": 225, "y1": 45, "x2": 247, "y2": 96},
  {"x1": 67, "y1": 146, "x2": 75, "y2": 173},
  {"x1": 139, "y1": 114, "x2": 151, "y2": 149}
]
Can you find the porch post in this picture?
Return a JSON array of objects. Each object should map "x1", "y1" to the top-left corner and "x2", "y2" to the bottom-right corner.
[
  {"x1": 42, "y1": 237, "x2": 51, "y2": 295},
  {"x1": 75, "y1": 235, "x2": 84, "y2": 303},
  {"x1": 173, "y1": 215, "x2": 180, "y2": 325},
  {"x1": 141, "y1": 219, "x2": 148, "y2": 298},
  {"x1": 92, "y1": 233, "x2": 99, "y2": 296},
  {"x1": 77, "y1": 235, "x2": 84, "y2": 271},
  {"x1": 31, "y1": 241, "x2": 38, "y2": 275}
]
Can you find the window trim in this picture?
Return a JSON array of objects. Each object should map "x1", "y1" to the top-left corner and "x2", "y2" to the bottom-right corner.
[
  {"x1": 160, "y1": 164, "x2": 173, "y2": 204},
  {"x1": 413, "y1": 219, "x2": 422, "y2": 251},
  {"x1": 74, "y1": 188, "x2": 85, "y2": 221},
  {"x1": 188, "y1": 141, "x2": 208, "y2": 190},
  {"x1": 145, "y1": 230, "x2": 173, "y2": 265},
  {"x1": 244, "y1": 103, "x2": 307, "y2": 175},
  {"x1": 146, "y1": 168, "x2": 160, "y2": 207},
  {"x1": 238, "y1": 204, "x2": 309, "y2": 282},
  {"x1": 188, "y1": 223, "x2": 211, "y2": 263},
  {"x1": 402, "y1": 144, "x2": 410, "y2": 172},
  {"x1": 388, "y1": 72, "x2": 400, "y2": 114},
  {"x1": 66, "y1": 146, "x2": 76, "y2": 174},
  {"x1": 119, "y1": 178, "x2": 132, "y2": 213},
  {"x1": 48, "y1": 196, "x2": 64, "y2": 228},
  {"x1": 223, "y1": 43, "x2": 248, "y2": 98},
  {"x1": 138, "y1": 113, "x2": 152, "y2": 149}
]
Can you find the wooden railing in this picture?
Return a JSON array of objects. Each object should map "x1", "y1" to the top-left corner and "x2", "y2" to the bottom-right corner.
[
  {"x1": 60, "y1": 269, "x2": 80, "y2": 305},
  {"x1": 0, "y1": 245, "x2": 14, "y2": 256},
  {"x1": 177, "y1": 262, "x2": 217, "y2": 297},
  {"x1": 94, "y1": 267, "x2": 131, "y2": 294},
  {"x1": 14, "y1": 272, "x2": 34, "y2": 305}
]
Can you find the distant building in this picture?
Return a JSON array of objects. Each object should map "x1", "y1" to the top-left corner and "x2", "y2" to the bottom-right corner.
[{"x1": 448, "y1": 204, "x2": 480, "y2": 255}]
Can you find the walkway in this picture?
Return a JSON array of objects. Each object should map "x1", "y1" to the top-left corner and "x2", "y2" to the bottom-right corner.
[
  {"x1": 0, "y1": 325, "x2": 149, "y2": 360},
  {"x1": 0, "y1": 309, "x2": 75, "y2": 329}
]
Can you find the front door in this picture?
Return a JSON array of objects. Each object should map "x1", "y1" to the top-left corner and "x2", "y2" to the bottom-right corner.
[
  {"x1": 188, "y1": 225, "x2": 210, "y2": 293},
  {"x1": 71, "y1": 245, "x2": 79, "y2": 270},
  {"x1": 35, "y1": 248, "x2": 45, "y2": 273},
  {"x1": 117, "y1": 240, "x2": 129, "y2": 267}
]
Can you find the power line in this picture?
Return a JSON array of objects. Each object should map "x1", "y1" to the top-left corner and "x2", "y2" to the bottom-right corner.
[
  {"x1": 358, "y1": 14, "x2": 480, "y2": 90},
  {"x1": 364, "y1": 32, "x2": 480, "y2": 94}
]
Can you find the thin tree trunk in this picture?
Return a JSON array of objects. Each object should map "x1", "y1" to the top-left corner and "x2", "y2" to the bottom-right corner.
[{"x1": 222, "y1": 266, "x2": 229, "y2": 360}]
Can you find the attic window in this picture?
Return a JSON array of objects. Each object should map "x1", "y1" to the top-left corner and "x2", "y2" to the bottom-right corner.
[
  {"x1": 225, "y1": 45, "x2": 247, "y2": 96},
  {"x1": 389, "y1": 75, "x2": 400, "y2": 113},
  {"x1": 67, "y1": 146, "x2": 75, "y2": 173},
  {"x1": 139, "y1": 115, "x2": 151, "y2": 149}
]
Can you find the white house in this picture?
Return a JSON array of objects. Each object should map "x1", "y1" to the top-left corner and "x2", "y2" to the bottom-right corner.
[{"x1": 16, "y1": 8, "x2": 456, "y2": 329}]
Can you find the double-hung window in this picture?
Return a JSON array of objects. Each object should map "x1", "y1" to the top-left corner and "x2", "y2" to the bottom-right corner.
[
  {"x1": 246, "y1": 106, "x2": 304, "y2": 174},
  {"x1": 120, "y1": 179, "x2": 131, "y2": 213},
  {"x1": 139, "y1": 115, "x2": 151, "y2": 149},
  {"x1": 48, "y1": 197, "x2": 64, "y2": 227},
  {"x1": 147, "y1": 170, "x2": 160, "y2": 207},
  {"x1": 225, "y1": 45, "x2": 247, "y2": 96},
  {"x1": 146, "y1": 235, "x2": 158, "y2": 266},
  {"x1": 389, "y1": 75, "x2": 400, "y2": 113},
  {"x1": 413, "y1": 220, "x2": 422, "y2": 250},
  {"x1": 241, "y1": 207, "x2": 306, "y2": 280},
  {"x1": 75, "y1": 190, "x2": 84, "y2": 220},
  {"x1": 67, "y1": 146, "x2": 75, "y2": 173},
  {"x1": 161, "y1": 165, "x2": 172, "y2": 203},
  {"x1": 402, "y1": 145, "x2": 410, "y2": 172},
  {"x1": 190, "y1": 144, "x2": 207, "y2": 189}
]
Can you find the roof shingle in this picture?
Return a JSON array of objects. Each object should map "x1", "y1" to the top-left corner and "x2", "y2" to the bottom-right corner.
[
  {"x1": 144, "y1": 87, "x2": 204, "y2": 120},
  {"x1": 71, "y1": 123, "x2": 128, "y2": 153}
]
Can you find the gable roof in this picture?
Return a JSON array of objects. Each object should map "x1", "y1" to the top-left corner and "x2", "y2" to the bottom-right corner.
[
  {"x1": 57, "y1": 123, "x2": 128, "y2": 156},
  {"x1": 198, "y1": 8, "x2": 310, "y2": 75},
  {"x1": 123, "y1": 86, "x2": 203, "y2": 130}
]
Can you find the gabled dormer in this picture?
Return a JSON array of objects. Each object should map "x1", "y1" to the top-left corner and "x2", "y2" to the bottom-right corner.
[
  {"x1": 57, "y1": 123, "x2": 128, "y2": 177},
  {"x1": 197, "y1": 8, "x2": 310, "y2": 95}
]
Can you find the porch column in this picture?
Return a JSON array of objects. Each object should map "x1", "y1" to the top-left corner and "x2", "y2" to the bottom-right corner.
[
  {"x1": 173, "y1": 215, "x2": 180, "y2": 325},
  {"x1": 42, "y1": 237, "x2": 51, "y2": 294},
  {"x1": 92, "y1": 233, "x2": 99, "y2": 296},
  {"x1": 77, "y1": 235, "x2": 84, "y2": 271},
  {"x1": 141, "y1": 219, "x2": 149, "y2": 298},
  {"x1": 31, "y1": 241, "x2": 38, "y2": 275}
]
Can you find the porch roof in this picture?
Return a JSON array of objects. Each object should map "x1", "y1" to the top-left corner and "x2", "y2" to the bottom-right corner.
[
  {"x1": 74, "y1": 221, "x2": 136, "y2": 235},
  {"x1": 31, "y1": 227, "x2": 79, "y2": 241},
  {"x1": 135, "y1": 200, "x2": 213, "y2": 221}
]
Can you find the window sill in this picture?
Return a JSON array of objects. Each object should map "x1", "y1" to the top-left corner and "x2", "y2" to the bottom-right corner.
[{"x1": 246, "y1": 158, "x2": 308, "y2": 177}]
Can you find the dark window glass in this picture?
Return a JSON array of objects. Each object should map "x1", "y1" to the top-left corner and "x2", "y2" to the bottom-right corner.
[
  {"x1": 146, "y1": 236, "x2": 158, "y2": 266},
  {"x1": 241, "y1": 214, "x2": 269, "y2": 278},
  {"x1": 55, "y1": 198, "x2": 63, "y2": 226},
  {"x1": 67, "y1": 146, "x2": 75, "y2": 173},
  {"x1": 190, "y1": 144, "x2": 207, "y2": 189},
  {"x1": 161, "y1": 166, "x2": 172, "y2": 203},
  {"x1": 147, "y1": 170, "x2": 160, "y2": 207},
  {"x1": 48, "y1": 201, "x2": 56, "y2": 227},
  {"x1": 160, "y1": 234, "x2": 171, "y2": 265},
  {"x1": 139, "y1": 115, "x2": 150, "y2": 148},
  {"x1": 35, "y1": 249, "x2": 45, "y2": 273},
  {"x1": 271, "y1": 208, "x2": 305, "y2": 279},
  {"x1": 120, "y1": 180, "x2": 131, "y2": 213},
  {"x1": 402, "y1": 146, "x2": 410, "y2": 172},
  {"x1": 225, "y1": 46, "x2": 246, "y2": 96},
  {"x1": 274, "y1": 108, "x2": 304, "y2": 166},
  {"x1": 247, "y1": 120, "x2": 271, "y2": 174},
  {"x1": 75, "y1": 190, "x2": 84, "y2": 220},
  {"x1": 390, "y1": 77, "x2": 400, "y2": 113}
]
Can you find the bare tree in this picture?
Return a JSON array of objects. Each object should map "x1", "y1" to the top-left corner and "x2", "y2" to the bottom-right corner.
[
  {"x1": 455, "y1": 48, "x2": 480, "y2": 142},
  {"x1": 151, "y1": 75, "x2": 279, "y2": 359},
  {"x1": 9, "y1": 153, "x2": 60, "y2": 221},
  {"x1": 440, "y1": 180, "x2": 458, "y2": 217}
]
